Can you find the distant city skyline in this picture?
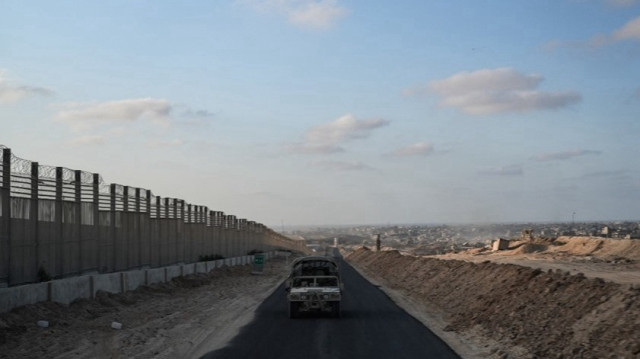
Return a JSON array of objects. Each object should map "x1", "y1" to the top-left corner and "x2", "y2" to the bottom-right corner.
[{"x1": 2, "y1": 1, "x2": 639, "y2": 226}]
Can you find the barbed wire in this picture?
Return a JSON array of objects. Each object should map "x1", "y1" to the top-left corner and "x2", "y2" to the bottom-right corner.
[
  {"x1": 10, "y1": 153, "x2": 32, "y2": 175},
  {"x1": 0, "y1": 145, "x2": 267, "y2": 229},
  {"x1": 80, "y1": 171, "x2": 93, "y2": 184},
  {"x1": 62, "y1": 167, "x2": 74, "y2": 182},
  {"x1": 38, "y1": 165, "x2": 56, "y2": 179}
]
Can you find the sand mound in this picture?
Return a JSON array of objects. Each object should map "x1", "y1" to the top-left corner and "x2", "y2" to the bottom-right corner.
[
  {"x1": 549, "y1": 237, "x2": 640, "y2": 260},
  {"x1": 509, "y1": 243, "x2": 548, "y2": 254},
  {"x1": 346, "y1": 248, "x2": 640, "y2": 359}
]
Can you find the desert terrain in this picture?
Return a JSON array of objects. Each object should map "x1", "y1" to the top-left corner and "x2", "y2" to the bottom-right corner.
[
  {"x1": 1, "y1": 236, "x2": 639, "y2": 358},
  {"x1": 345, "y1": 236, "x2": 640, "y2": 359},
  {"x1": 0, "y1": 256, "x2": 294, "y2": 359}
]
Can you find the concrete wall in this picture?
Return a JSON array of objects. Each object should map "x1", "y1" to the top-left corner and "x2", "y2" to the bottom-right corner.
[
  {"x1": 146, "y1": 268, "x2": 165, "y2": 285},
  {"x1": 50, "y1": 276, "x2": 92, "y2": 305},
  {"x1": 182, "y1": 263, "x2": 195, "y2": 276},
  {"x1": 92, "y1": 272, "x2": 122, "y2": 296},
  {"x1": 195, "y1": 262, "x2": 207, "y2": 274},
  {"x1": 0, "y1": 252, "x2": 268, "y2": 313},
  {"x1": 165, "y1": 265, "x2": 181, "y2": 281},
  {"x1": 125, "y1": 270, "x2": 146, "y2": 292},
  {"x1": 0, "y1": 282, "x2": 48, "y2": 313},
  {"x1": 0, "y1": 146, "x2": 307, "y2": 287}
]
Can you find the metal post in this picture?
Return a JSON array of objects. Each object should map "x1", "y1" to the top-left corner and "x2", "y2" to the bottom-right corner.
[
  {"x1": 31, "y1": 162, "x2": 39, "y2": 280},
  {"x1": 55, "y1": 167, "x2": 63, "y2": 278},
  {"x1": 110, "y1": 184, "x2": 116, "y2": 272},
  {"x1": 154, "y1": 194, "x2": 160, "y2": 267},
  {"x1": 176, "y1": 199, "x2": 182, "y2": 263},
  {"x1": 123, "y1": 186, "x2": 130, "y2": 270},
  {"x1": 92, "y1": 174, "x2": 100, "y2": 273},
  {"x1": 145, "y1": 189, "x2": 152, "y2": 268},
  {"x1": 75, "y1": 170, "x2": 82, "y2": 275},
  {"x1": 165, "y1": 197, "x2": 171, "y2": 265},
  {"x1": 135, "y1": 188, "x2": 141, "y2": 269},
  {"x1": 1, "y1": 148, "x2": 12, "y2": 286}
]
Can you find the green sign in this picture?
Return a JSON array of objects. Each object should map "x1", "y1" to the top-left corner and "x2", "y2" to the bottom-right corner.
[{"x1": 252, "y1": 253, "x2": 265, "y2": 274}]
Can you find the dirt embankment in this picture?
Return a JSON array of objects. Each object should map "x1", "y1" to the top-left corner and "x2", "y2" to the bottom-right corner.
[
  {"x1": 0, "y1": 257, "x2": 293, "y2": 359},
  {"x1": 436, "y1": 236, "x2": 640, "y2": 285},
  {"x1": 346, "y1": 247, "x2": 640, "y2": 359}
]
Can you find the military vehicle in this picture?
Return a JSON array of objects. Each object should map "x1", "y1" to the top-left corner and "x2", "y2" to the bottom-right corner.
[{"x1": 285, "y1": 256, "x2": 343, "y2": 318}]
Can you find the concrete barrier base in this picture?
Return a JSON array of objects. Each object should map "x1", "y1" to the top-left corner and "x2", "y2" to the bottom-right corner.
[{"x1": 0, "y1": 252, "x2": 268, "y2": 313}]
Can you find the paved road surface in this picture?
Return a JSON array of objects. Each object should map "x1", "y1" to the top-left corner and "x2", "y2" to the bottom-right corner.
[{"x1": 201, "y1": 253, "x2": 460, "y2": 359}]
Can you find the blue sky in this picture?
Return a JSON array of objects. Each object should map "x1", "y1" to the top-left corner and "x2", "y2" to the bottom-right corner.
[{"x1": 1, "y1": 0, "x2": 639, "y2": 226}]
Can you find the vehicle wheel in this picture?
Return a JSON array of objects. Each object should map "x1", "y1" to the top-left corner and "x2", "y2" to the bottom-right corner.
[
  {"x1": 333, "y1": 302, "x2": 341, "y2": 318},
  {"x1": 289, "y1": 302, "x2": 298, "y2": 319}
]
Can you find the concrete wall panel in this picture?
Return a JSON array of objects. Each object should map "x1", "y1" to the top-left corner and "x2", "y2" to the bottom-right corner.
[
  {"x1": 165, "y1": 265, "x2": 181, "y2": 281},
  {"x1": 195, "y1": 262, "x2": 207, "y2": 274},
  {"x1": 1, "y1": 252, "x2": 275, "y2": 313},
  {"x1": 92, "y1": 272, "x2": 121, "y2": 296},
  {"x1": 80, "y1": 224, "x2": 98, "y2": 273},
  {"x1": 146, "y1": 268, "x2": 165, "y2": 285},
  {"x1": 0, "y1": 282, "x2": 48, "y2": 313},
  {"x1": 51, "y1": 276, "x2": 91, "y2": 305},
  {"x1": 182, "y1": 264, "x2": 195, "y2": 276},
  {"x1": 125, "y1": 270, "x2": 146, "y2": 291}
]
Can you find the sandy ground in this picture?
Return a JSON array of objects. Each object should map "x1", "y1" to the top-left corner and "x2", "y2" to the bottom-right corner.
[
  {"x1": 345, "y1": 236, "x2": 640, "y2": 359},
  {"x1": 3, "y1": 236, "x2": 639, "y2": 359},
  {"x1": 434, "y1": 236, "x2": 640, "y2": 285},
  {"x1": 0, "y1": 256, "x2": 294, "y2": 359}
]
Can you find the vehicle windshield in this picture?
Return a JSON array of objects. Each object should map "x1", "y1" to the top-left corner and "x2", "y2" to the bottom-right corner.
[{"x1": 292, "y1": 277, "x2": 338, "y2": 287}]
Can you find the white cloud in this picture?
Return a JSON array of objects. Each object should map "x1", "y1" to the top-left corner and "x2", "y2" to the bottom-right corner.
[
  {"x1": 69, "y1": 135, "x2": 105, "y2": 146},
  {"x1": 0, "y1": 71, "x2": 53, "y2": 104},
  {"x1": 242, "y1": 0, "x2": 347, "y2": 30},
  {"x1": 478, "y1": 165, "x2": 523, "y2": 176},
  {"x1": 147, "y1": 139, "x2": 185, "y2": 147},
  {"x1": 55, "y1": 98, "x2": 172, "y2": 131},
  {"x1": 183, "y1": 109, "x2": 215, "y2": 119},
  {"x1": 312, "y1": 160, "x2": 373, "y2": 171},
  {"x1": 532, "y1": 149, "x2": 602, "y2": 161},
  {"x1": 287, "y1": 143, "x2": 344, "y2": 154},
  {"x1": 546, "y1": 15, "x2": 640, "y2": 50},
  {"x1": 604, "y1": 0, "x2": 639, "y2": 7},
  {"x1": 424, "y1": 68, "x2": 581, "y2": 115},
  {"x1": 306, "y1": 114, "x2": 389, "y2": 144},
  {"x1": 612, "y1": 16, "x2": 640, "y2": 41},
  {"x1": 391, "y1": 142, "x2": 435, "y2": 157},
  {"x1": 289, "y1": 114, "x2": 390, "y2": 154},
  {"x1": 287, "y1": 0, "x2": 347, "y2": 29},
  {"x1": 581, "y1": 169, "x2": 629, "y2": 179}
]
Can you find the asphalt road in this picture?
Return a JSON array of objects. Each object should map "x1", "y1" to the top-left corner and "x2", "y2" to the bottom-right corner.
[{"x1": 201, "y1": 253, "x2": 460, "y2": 359}]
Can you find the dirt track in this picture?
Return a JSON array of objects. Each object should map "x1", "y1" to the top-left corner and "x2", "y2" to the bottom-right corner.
[
  {"x1": 346, "y1": 238, "x2": 640, "y2": 359},
  {"x1": 0, "y1": 258, "x2": 292, "y2": 359}
]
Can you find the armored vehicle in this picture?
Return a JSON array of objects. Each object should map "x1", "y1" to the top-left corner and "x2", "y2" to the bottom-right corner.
[{"x1": 285, "y1": 256, "x2": 343, "y2": 318}]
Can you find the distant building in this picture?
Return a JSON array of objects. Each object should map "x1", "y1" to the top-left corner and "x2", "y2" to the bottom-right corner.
[{"x1": 492, "y1": 238, "x2": 509, "y2": 251}]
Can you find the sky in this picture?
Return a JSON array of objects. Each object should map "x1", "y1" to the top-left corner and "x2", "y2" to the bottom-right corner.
[{"x1": 1, "y1": 0, "x2": 640, "y2": 227}]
